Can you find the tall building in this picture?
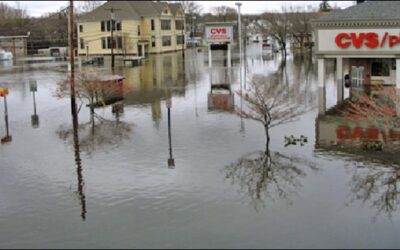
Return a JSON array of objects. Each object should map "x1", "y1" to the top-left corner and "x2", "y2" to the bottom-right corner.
[{"x1": 77, "y1": 1, "x2": 186, "y2": 57}]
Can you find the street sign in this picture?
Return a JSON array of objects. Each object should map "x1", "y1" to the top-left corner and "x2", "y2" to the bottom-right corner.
[
  {"x1": 166, "y1": 99, "x2": 172, "y2": 109},
  {"x1": 205, "y1": 25, "x2": 233, "y2": 43},
  {"x1": 29, "y1": 80, "x2": 37, "y2": 92},
  {"x1": 0, "y1": 88, "x2": 9, "y2": 97}
]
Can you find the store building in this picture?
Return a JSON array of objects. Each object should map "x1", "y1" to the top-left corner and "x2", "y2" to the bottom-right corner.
[
  {"x1": 312, "y1": 1, "x2": 400, "y2": 114},
  {"x1": 77, "y1": 1, "x2": 185, "y2": 57},
  {"x1": 0, "y1": 35, "x2": 29, "y2": 57}
]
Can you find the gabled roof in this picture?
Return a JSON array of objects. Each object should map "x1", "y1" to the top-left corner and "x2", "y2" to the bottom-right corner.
[
  {"x1": 78, "y1": 1, "x2": 140, "y2": 22},
  {"x1": 169, "y1": 3, "x2": 183, "y2": 16},
  {"x1": 316, "y1": 1, "x2": 400, "y2": 22},
  {"x1": 152, "y1": 1, "x2": 169, "y2": 15},
  {"x1": 128, "y1": 1, "x2": 159, "y2": 17},
  {"x1": 78, "y1": 1, "x2": 184, "y2": 22}
]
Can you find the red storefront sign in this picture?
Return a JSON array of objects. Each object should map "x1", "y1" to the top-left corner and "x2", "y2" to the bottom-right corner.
[
  {"x1": 205, "y1": 26, "x2": 233, "y2": 42},
  {"x1": 336, "y1": 125, "x2": 400, "y2": 142},
  {"x1": 335, "y1": 32, "x2": 400, "y2": 48}
]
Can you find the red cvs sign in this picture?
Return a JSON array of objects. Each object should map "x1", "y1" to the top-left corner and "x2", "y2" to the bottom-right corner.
[
  {"x1": 335, "y1": 32, "x2": 400, "y2": 49},
  {"x1": 207, "y1": 26, "x2": 231, "y2": 42},
  {"x1": 211, "y1": 28, "x2": 227, "y2": 35}
]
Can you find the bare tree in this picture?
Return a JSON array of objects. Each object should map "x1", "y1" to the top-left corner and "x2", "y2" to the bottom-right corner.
[
  {"x1": 287, "y1": 5, "x2": 318, "y2": 53},
  {"x1": 212, "y1": 6, "x2": 237, "y2": 22},
  {"x1": 259, "y1": 7, "x2": 291, "y2": 59},
  {"x1": 319, "y1": 0, "x2": 332, "y2": 12},
  {"x1": 179, "y1": 1, "x2": 202, "y2": 19},
  {"x1": 55, "y1": 72, "x2": 128, "y2": 125},
  {"x1": 236, "y1": 73, "x2": 310, "y2": 149},
  {"x1": 341, "y1": 87, "x2": 400, "y2": 131},
  {"x1": 76, "y1": 1, "x2": 104, "y2": 14}
]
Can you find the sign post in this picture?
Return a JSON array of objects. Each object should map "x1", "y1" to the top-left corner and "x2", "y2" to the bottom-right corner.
[
  {"x1": 166, "y1": 98, "x2": 174, "y2": 168},
  {"x1": 0, "y1": 88, "x2": 12, "y2": 144},
  {"x1": 204, "y1": 23, "x2": 234, "y2": 69},
  {"x1": 29, "y1": 80, "x2": 39, "y2": 128}
]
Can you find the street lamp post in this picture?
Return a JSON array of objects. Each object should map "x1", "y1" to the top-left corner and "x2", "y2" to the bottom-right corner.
[
  {"x1": 182, "y1": 19, "x2": 185, "y2": 59},
  {"x1": 191, "y1": 16, "x2": 197, "y2": 47},
  {"x1": 105, "y1": 7, "x2": 121, "y2": 72},
  {"x1": 235, "y1": 2, "x2": 242, "y2": 90},
  {"x1": 111, "y1": 9, "x2": 115, "y2": 71}
]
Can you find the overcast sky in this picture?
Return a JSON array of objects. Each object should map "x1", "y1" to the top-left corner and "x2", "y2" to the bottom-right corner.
[{"x1": 3, "y1": 1, "x2": 355, "y2": 17}]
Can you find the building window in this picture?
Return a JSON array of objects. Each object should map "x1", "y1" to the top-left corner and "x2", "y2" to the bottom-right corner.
[
  {"x1": 80, "y1": 38, "x2": 85, "y2": 49},
  {"x1": 116, "y1": 21, "x2": 121, "y2": 31},
  {"x1": 138, "y1": 25, "x2": 141, "y2": 36},
  {"x1": 175, "y1": 20, "x2": 184, "y2": 30},
  {"x1": 117, "y1": 37, "x2": 122, "y2": 49},
  {"x1": 102, "y1": 36, "x2": 123, "y2": 49},
  {"x1": 101, "y1": 20, "x2": 122, "y2": 32},
  {"x1": 151, "y1": 19, "x2": 155, "y2": 31},
  {"x1": 161, "y1": 20, "x2": 171, "y2": 30},
  {"x1": 176, "y1": 35, "x2": 184, "y2": 45},
  {"x1": 102, "y1": 37, "x2": 106, "y2": 49},
  {"x1": 162, "y1": 36, "x2": 171, "y2": 46},
  {"x1": 372, "y1": 60, "x2": 390, "y2": 77},
  {"x1": 79, "y1": 25, "x2": 83, "y2": 33},
  {"x1": 151, "y1": 36, "x2": 156, "y2": 47}
]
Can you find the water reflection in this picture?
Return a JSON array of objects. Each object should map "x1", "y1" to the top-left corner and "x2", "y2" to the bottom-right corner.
[
  {"x1": 29, "y1": 80, "x2": 39, "y2": 128},
  {"x1": 315, "y1": 87, "x2": 400, "y2": 166},
  {"x1": 349, "y1": 163, "x2": 400, "y2": 219},
  {"x1": 224, "y1": 145, "x2": 317, "y2": 211},
  {"x1": 57, "y1": 116, "x2": 132, "y2": 156},
  {"x1": 315, "y1": 87, "x2": 400, "y2": 219},
  {"x1": 72, "y1": 108, "x2": 86, "y2": 221},
  {"x1": 121, "y1": 53, "x2": 187, "y2": 126},
  {"x1": 1, "y1": 94, "x2": 12, "y2": 144}
]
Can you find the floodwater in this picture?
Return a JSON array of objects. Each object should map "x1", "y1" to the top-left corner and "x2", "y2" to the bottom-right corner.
[{"x1": 0, "y1": 44, "x2": 400, "y2": 248}]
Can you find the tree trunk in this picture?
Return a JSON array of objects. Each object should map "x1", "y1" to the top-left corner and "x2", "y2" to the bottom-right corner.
[
  {"x1": 265, "y1": 124, "x2": 270, "y2": 155},
  {"x1": 282, "y1": 42, "x2": 287, "y2": 59}
]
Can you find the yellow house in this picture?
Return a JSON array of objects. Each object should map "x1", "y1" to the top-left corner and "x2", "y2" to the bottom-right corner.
[{"x1": 77, "y1": 1, "x2": 186, "y2": 57}]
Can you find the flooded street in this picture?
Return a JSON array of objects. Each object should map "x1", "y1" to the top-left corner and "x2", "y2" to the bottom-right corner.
[{"x1": 1, "y1": 44, "x2": 400, "y2": 248}]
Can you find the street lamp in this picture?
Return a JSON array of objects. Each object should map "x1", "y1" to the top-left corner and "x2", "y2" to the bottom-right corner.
[
  {"x1": 235, "y1": 2, "x2": 243, "y2": 90},
  {"x1": 191, "y1": 16, "x2": 197, "y2": 47}
]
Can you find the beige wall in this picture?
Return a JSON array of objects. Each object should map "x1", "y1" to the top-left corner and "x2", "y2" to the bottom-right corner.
[{"x1": 78, "y1": 10, "x2": 186, "y2": 56}]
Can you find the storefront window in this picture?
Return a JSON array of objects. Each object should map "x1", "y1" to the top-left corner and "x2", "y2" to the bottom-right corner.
[{"x1": 371, "y1": 60, "x2": 390, "y2": 76}]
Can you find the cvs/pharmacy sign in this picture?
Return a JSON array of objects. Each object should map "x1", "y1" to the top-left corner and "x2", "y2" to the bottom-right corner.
[{"x1": 205, "y1": 25, "x2": 233, "y2": 42}]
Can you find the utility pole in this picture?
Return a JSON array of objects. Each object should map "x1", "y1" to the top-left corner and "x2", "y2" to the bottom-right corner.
[
  {"x1": 182, "y1": 19, "x2": 185, "y2": 59},
  {"x1": 105, "y1": 7, "x2": 121, "y2": 72},
  {"x1": 68, "y1": 0, "x2": 78, "y2": 127},
  {"x1": 235, "y1": 2, "x2": 242, "y2": 90}
]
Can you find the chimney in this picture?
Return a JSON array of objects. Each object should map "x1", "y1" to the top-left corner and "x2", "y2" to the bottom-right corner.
[{"x1": 356, "y1": 0, "x2": 365, "y2": 4}]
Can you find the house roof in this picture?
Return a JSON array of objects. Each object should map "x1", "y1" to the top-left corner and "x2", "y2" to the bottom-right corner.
[
  {"x1": 316, "y1": 1, "x2": 400, "y2": 22},
  {"x1": 78, "y1": 1, "x2": 183, "y2": 22},
  {"x1": 128, "y1": 1, "x2": 159, "y2": 17},
  {"x1": 169, "y1": 3, "x2": 183, "y2": 16},
  {"x1": 152, "y1": 1, "x2": 169, "y2": 15},
  {"x1": 78, "y1": 1, "x2": 140, "y2": 22}
]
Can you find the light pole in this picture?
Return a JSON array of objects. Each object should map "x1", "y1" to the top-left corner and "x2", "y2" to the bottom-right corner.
[
  {"x1": 182, "y1": 18, "x2": 185, "y2": 59},
  {"x1": 166, "y1": 98, "x2": 175, "y2": 169},
  {"x1": 111, "y1": 9, "x2": 115, "y2": 71},
  {"x1": 235, "y1": 2, "x2": 242, "y2": 90},
  {"x1": 191, "y1": 16, "x2": 197, "y2": 47},
  {"x1": 105, "y1": 7, "x2": 120, "y2": 72}
]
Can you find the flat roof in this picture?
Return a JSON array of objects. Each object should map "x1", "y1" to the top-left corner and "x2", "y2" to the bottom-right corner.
[
  {"x1": 316, "y1": 1, "x2": 400, "y2": 22},
  {"x1": 0, "y1": 35, "x2": 29, "y2": 39}
]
